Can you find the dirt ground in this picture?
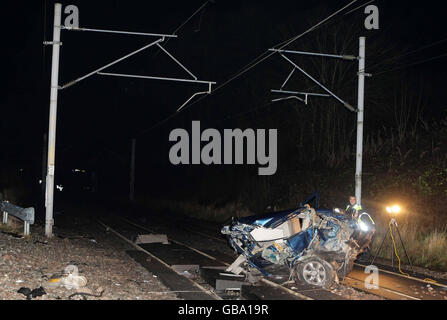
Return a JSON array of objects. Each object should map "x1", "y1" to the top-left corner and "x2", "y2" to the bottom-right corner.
[{"x1": 0, "y1": 214, "x2": 179, "y2": 300}]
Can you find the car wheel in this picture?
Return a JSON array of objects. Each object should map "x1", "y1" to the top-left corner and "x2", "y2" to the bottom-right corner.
[{"x1": 295, "y1": 257, "x2": 335, "y2": 289}]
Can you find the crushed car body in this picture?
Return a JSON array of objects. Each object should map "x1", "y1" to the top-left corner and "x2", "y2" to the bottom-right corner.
[{"x1": 221, "y1": 193, "x2": 375, "y2": 288}]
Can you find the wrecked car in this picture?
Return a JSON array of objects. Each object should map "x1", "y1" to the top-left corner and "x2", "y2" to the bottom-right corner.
[{"x1": 221, "y1": 195, "x2": 375, "y2": 288}]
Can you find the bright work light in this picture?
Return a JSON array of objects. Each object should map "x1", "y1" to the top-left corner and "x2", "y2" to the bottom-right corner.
[
  {"x1": 358, "y1": 220, "x2": 369, "y2": 232},
  {"x1": 386, "y1": 205, "x2": 401, "y2": 214}
]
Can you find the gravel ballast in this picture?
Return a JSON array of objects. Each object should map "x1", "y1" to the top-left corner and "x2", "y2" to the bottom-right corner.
[{"x1": 0, "y1": 214, "x2": 179, "y2": 300}]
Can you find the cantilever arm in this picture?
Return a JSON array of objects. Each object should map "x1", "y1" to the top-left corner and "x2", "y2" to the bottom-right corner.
[
  {"x1": 177, "y1": 83, "x2": 212, "y2": 112},
  {"x1": 279, "y1": 54, "x2": 356, "y2": 112},
  {"x1": 156, "y1": 43, "x2": 197, "y2": 80},
  {"x1": 61, "y1": 26, "x2": 177, "y2": 38},
  {"x1": 271, "y1": 95, "x2": 305, "y2": 104},
  {"x1": 59, "y1": 37, "x2": 165, "y2": 89}
]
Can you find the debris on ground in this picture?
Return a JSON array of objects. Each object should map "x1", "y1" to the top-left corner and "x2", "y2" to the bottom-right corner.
[
  {"x1": 330, "y1": 284, "x2": 384, "y2": 300},
  {"x1": 68, "y1": 287, "x2": 105, "y2": 300},
  {"x1": 45, "y1": 272, "x2": 88, "y2": 289},
  {"x1": 0, "y1": 214, "x2": 179, "y2": 300},
  {"x1": 33, "y1": 240, "x2": 48, "y2": 245},
  {"x1": 1, "y1": 231, "x2": 23, "y2": 239},
  {"x1": 180, "y1": 271, "x2": 194, "y2": 279},
  {"x1": 135, "y1": 234, "x2": 169, "y2": 245},
  {"x1": 17, "y1": 286, "x2": 46, "y2": 300}
]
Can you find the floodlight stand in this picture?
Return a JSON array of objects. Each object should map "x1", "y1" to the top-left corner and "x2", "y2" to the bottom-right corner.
[{"x1": 370, "y1": 217, "x2": 415, "y2": 274}]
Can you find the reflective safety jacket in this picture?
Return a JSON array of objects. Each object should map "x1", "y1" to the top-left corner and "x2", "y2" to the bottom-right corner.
[
  {"x1": 345, "y1": 203, "x2": 362, "y2": 217},
  {"x1": 358, "y1": 212, "x2": 375, "y2": 226}
]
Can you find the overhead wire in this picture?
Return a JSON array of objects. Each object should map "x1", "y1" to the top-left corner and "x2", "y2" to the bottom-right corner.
[
  {"x1": 343, "y1": 0, "x2": 376, "y2": 15},
  {"x1": 219, "y1": 101, "x2": 277, "y2": 123},
  {"x1": 171, "y1": 1, "x2": 210, "y2": 35},
  {"x1": 367, "y1": 36, "x2": 447, "y2": 73},
  {"x1": 215, "y1": 10, "x2": 386, "y2": 125},
  {"x1": 374, "y1": 52, "x2": 447, "y2": 76},
  {"x1": 181, "y1": 0, "x2": 362, "y2": 112},
  {"x1": 138, "y1": 0, "x2": 365, "y2": 136},
  {"x1": 153, "y1": 0, "x2": 210, "y2": 57}
]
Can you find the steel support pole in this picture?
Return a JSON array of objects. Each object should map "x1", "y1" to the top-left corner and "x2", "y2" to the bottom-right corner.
[
  {"x1": 41, "y1": 133, "x2": 47, "y2": 200},
  {"x1": 45, "y1": 3, "x2": 62, "y2": 238},
  {"x1": 355, "y1": 37, "x2": 365, "y2": 205},
  {"x1": 24, "y1": 222, "x2": 30, "y2": 236}
]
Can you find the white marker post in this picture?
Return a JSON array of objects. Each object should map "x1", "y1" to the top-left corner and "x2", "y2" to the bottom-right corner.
[
  {"x1": 45, "y1": 3, "x2": 62, "y2": 237},
  {"x1": 355, "y1": 37, "x2": 366, "y2": 205}
]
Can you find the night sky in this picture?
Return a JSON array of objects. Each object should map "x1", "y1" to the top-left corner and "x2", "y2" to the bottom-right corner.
[{"x1": 1, "y1": 0, "x2": 447, "y2": 203}]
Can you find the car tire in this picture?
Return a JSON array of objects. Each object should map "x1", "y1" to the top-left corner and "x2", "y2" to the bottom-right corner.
[{"x1": 295, "y1": 257, "x2": 336, "y2": 289}]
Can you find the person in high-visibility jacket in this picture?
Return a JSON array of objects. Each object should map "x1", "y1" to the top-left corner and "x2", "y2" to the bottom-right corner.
[
  {"x1": 346, "y1": 196, "x2": 376, "y2": 260},
  {"x1": 345, "y1": 195, "x2": 362, "y2": 219}
]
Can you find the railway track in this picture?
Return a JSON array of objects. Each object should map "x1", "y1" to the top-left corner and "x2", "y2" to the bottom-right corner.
[
  {"x1": 343, "y1": 276, "x2": 420, "y2": 300},
  {"x1": 98, "y1": 213, "x2": 447, "y2": 300},
  {"x1": 97, "y1": 217, "x2": 332, "y2": 300},
  {"x1": 344, "y1": 263, "x2": 447, "y2": 300},
  {"x1": 182, "y1": 224, "x2": 439, "y2": 300},
  {"x1": 96, "y1": 219, "x2": 223, "y2": 300},
  {"x1": 146, "y1": 212, "x2": 447, "y2": 300},
  {"x1": 120, "y1": 217, "x2": 336, "y2": 300}
]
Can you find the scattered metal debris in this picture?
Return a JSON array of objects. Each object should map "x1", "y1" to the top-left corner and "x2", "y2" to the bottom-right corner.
[
  {"x1": 68, "y1": 287, "x2": 104, "y2": 300},
  {"x1": 135, "y1": 234, "x2": 169, "y2": 245}
]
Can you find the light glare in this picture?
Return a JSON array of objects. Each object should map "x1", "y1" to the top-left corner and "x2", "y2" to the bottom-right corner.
[{"x1": 386, "y1": 205, "x2": 401, "y2": 214}]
